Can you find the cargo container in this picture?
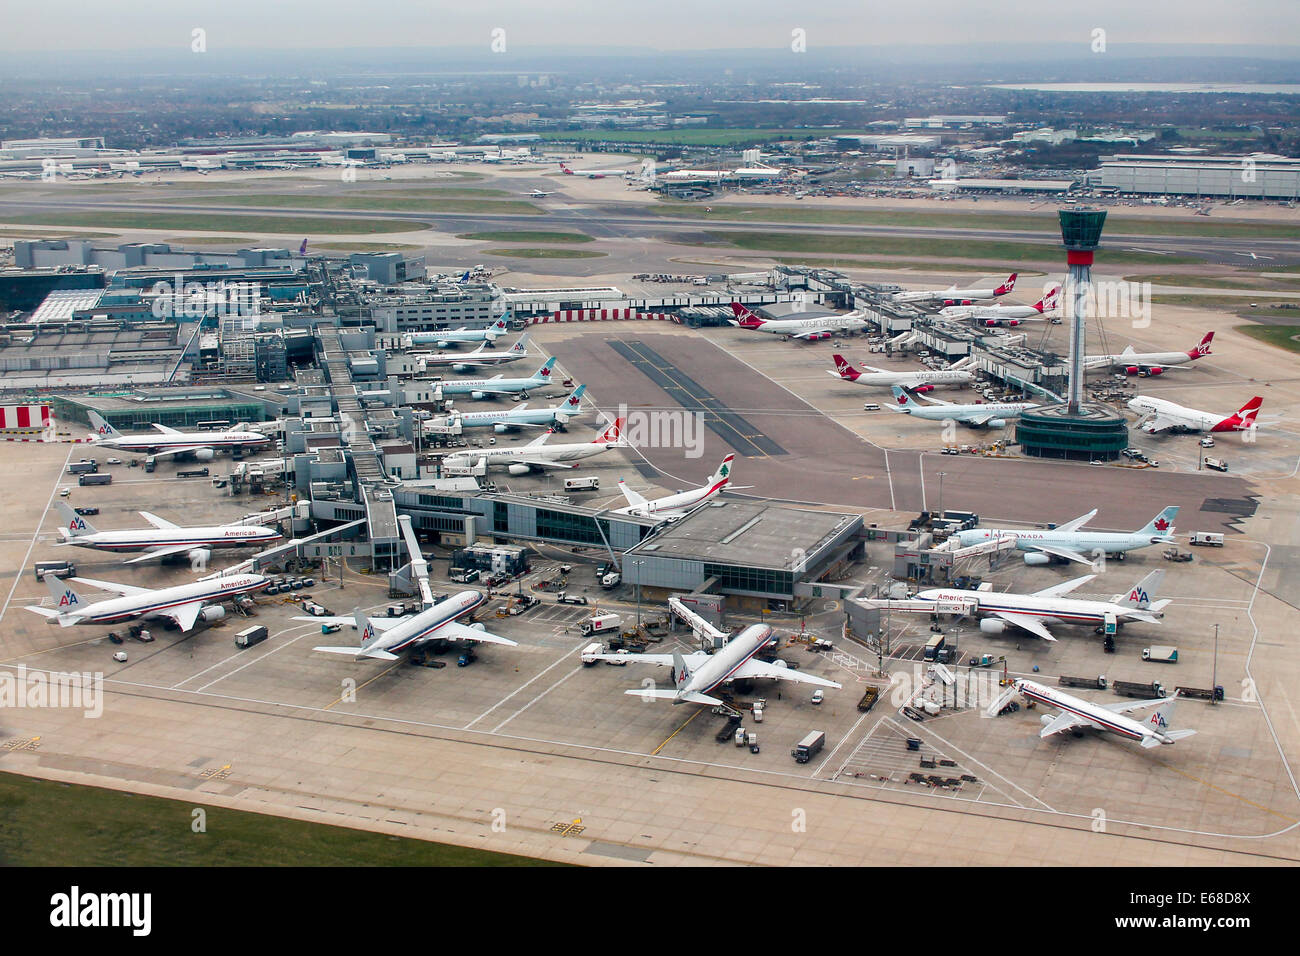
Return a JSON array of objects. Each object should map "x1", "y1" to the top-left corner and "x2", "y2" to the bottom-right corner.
[
  {"x1": 78, "y1": 473, "x2": 111, "y2": 486},
  {"x1": 1142, "y1": 645, "x2": 1179, "y2": 664},
  {"x1": 67, "y1": 460, "x2": 98, "y2": 475},
  {"x1": 563, "y1": 476, "x2": 600, "y2": 491},
  {"x1": 580, "y1": 613, "x2": 622, "y2": 636},
  {"x1": 1190, "y1": 531, "x2": 1224, "y2": 547},
  {"x1": 791, "y1": 731, "x2": 825, "y2": 764},
  {"x1": 234, "y1": 625, "x2": 269, "y2": 649}
]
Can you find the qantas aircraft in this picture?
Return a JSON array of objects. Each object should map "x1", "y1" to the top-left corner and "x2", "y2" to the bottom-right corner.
[
  {"x1": 939, "y1": 286, "x2": 1060, "y2": 326},
  {"x1": 86, "y1": 412, "x2": 271, "y2": 460},
  {"x1": 892, "y1": 273, "x2": 1017, "y2": 306},
  {"x1": 1127, "y1": 394, "x2": 1262, "y2": 435},
  {"x1": 729, "y1": 303, "x2": 869, "y2": 340},
  {"x1": 1086, "y1": 332, "x2": 1214, "y2": 376},
  {"x1": 829, "y1": 354, "x2": 973, "y2": 391}
]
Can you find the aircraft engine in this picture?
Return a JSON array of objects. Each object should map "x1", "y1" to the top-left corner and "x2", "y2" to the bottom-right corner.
[
  {"x1": 772, "y1": 658, "x2": 788, "y2": 668},
  {"x1": 193, "y1": 448, "x2": 215, "y2": 461},
  {"x1": 914, "y1": 384, "x2": 935, "y2": 394},
  {"x1": 1040, "y1": 714, "x2": 1055, "y2": 728},
  {"x1": 453, "y1": 364, "x2": 472, "y2": 373},
  {"x1": 493, "y1": 423, "x2": 510, "y2": 434},
  {"x1": 187, "y1": 548, "x2": 213, "y2": 568},
  {"x1": 986, "y1": 418, "x2": 1007, "y2": 428},
  {"x1": 200, "y1": 605, "x2": 226, "y2": 622},
  {"x1": 1023, "y1": 552, "x2": 1051, "y2": 566},
  {"x1": 471, "y1": 391, "x2": 487, "y2": 400},
  {"x1": 507, "y1": 464, "x2": 531, "y2": 476},
  {"x1": 1005, "y1": 320, "x2": 1021, "y2": 327},
  {"x1": 1124, "y1": 366, "x2": 1141, "y2": 376},
  {"x1": 469, "y1": 622, "x2": 486, "y2": 631},
  {"x1": 979, "y1": 619, "x2": 1007, "y2": 634},
  {"x1": 437, "y1": 341, "x2": 453, "y2": 349},
  {"x1": 1144, "y1": 367, "x2": 1164, "y2": 376},
  {"x1": 984, "y1": 319, "x2": 999, "y2": 327}
]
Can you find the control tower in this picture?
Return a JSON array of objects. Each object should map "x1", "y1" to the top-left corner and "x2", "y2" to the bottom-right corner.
[{"x1": 1015, "y1": 208, "x2": 1129, "y2": 461}]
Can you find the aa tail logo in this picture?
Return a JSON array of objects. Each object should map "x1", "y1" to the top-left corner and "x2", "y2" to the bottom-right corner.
[
  {"x1": 1128, "y1": 587, "x2": 1149, "y2": 605},
  {"x1": 68, "y1": 517, "x2": 86, "y2": 532},
  {"x1": 1150, "y1": 710, "x2": 1168, "y2": 729},
  {"x1": 362, "y1": 622, "x2": 375, "y2": 644},
  {"x1": 59, "y1": 590, "x2": 79, "y2": 608}
]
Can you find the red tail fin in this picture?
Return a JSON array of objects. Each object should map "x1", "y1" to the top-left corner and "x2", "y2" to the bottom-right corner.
[
  {"x1": 1188, "y1": 331, "x2": 1214, "y2": 359},
  {"x1": 729, "y1": 302, "x2": 764, "y2": 328},
  {"x1": 1035, "y1": 285, "x2": 1060, "y2": 312},
  {"x1": 1237, "y1": 396, "x2": 1263, "y2": 424},
  {"x1": 595, "y1": 417, "x2": 625, "y2": 444},
  {"x1": 993, "y1": 273, "x2": 1017, "y2": 296},
  {"x1": 831, "y1": 354, "x2": 859, "y2": 380}
]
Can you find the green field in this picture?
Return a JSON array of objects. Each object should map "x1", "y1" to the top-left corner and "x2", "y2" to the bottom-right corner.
[
  {"x1": 0, "y1": 211, "x2": 427, "y2": 235},
  {"x1": 179, "y1": 193, "x2": 542, "y2": 215},
  {"x1": 537, "y1": 128, "x2": 872, "y2": 147},
  {"x1": 0, "y1": 771, "x2": 560, "y2": 866},
  {"x1": 313, "y1": 242, "x2": 424, "y2": 252},
  {"x1": 482, "y1": 247, "x2": 606, "y2": 259},
  {"x1": 1125, "y1": 272, "x2": 1300, "y2": 290},
  {"x1": 702, "y1": 231, "x2": 1200, "y2": 266},
  {"x1": 459, "y1": 230, "x2": 593, "y2": 243},
  {"x1": 651, "y1": 202, "x2": 1300, "y2": 240},
  {"x1": 166, "y1": 235, "x2": 257, "y2": 245},
  {"x1": 1236, "y1": 323, "x2": 1300, "y2": 353}
]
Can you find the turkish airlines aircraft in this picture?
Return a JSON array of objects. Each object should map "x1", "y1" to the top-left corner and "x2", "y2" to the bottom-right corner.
[
  {"x1": 1127, "y1": 394, "x2": 1262, "y2": 434},
  {"x1": 729, "y1": 303, "x2": 869, "y2": 340},
  {"x1": 892, "y1": 273, "x2": 1017, "y2": 305},
  {"x1": 1086, "y1": 331, "x2": 1214, "y2": 376},
  {"x1": 86, "y1": 412, "x2": 271, "y2": 460}
]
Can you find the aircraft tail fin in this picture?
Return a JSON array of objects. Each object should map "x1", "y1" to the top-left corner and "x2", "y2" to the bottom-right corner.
[
  {"x1": 728, "y1": 302, "x2": 765, "y2": 328},
  {"x1": 831, "y1": 354, "x2": 860, "y2": 381},
  {"x1": 993, "y1": 272, "x2": 1017, "y2": 296},
  {"x1": 44, "y1": 575, "x2": 88, "y2": 615},
  {"x1": 594, "y1": 416, "x2": 625, "y2": 445},
  {"x1": 354, "y1": 607, "x2": 382, "y2": 653},
  {"x1": 1118, "y1": 570, "x2": 1164, "y2": 609},
  {"x1": 56, "y1": 500, "x2": 96, "y2": 537},
  {"x1": 1187, "y1": 331, "x2": 1214, "y2": 359},
  {"x1": 86, "y1": 410, "x2": 120, "y2": 440},
  {"x1": 710, "y1": 454, "x2": 735, "y2": 488},
  {"x1": 1035, "y1": 285, "x2": 1061, "y2": 312},
  {"x1": 533, "y1": 356, "x2": 558, "y2": 380},
  {"x1": 509, "y1": 334, "x2": 530, "y2": 355},
  {"x1": 672, "y1": 649, "x2": 690, "y2": 689},
  {"x1": 618, "y1": 479, "x2": 648, "y2": 509},
  {"x1": 1237, "y1": 396, "x2": 1264, "y2": 426},
  {"x1": 1138, "y1": 505, "x2": 1179, "y2": 539},
  {"x1": 1142, "y1": 693, "x2": 1192, "y2": 745},
  {"x1": 556, "y1": 384, "x2": 585, "y2": 416}
]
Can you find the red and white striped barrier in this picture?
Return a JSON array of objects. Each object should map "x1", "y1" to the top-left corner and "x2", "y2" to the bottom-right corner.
[
  {"x1": 0, "y1": 404, "x2": 50, "y2": 430},
  {"x1": 529, "y1": 310, "x2": 681, "y2": 324}
]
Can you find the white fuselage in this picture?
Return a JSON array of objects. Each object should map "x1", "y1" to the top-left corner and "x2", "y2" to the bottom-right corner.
[
  {"x1": 60, "y1": 524, "x2": 281, "y2": 554},
  {"x1": 916, "y1": 587, "x2": 1138, "y2": 630},
  {"x1": 955, "y1": 526, "x2": 1169, "y2": 557},
  {"x1": 1015, "y1": 680, "x2": 1172, "y2": 744},
  {"x1": 620, "y1": 478, "x2": 728, "y2": 518},
  {"x1": 53, "y1": 574, "x2": 268, "y2": 626},
  {"x1": 406, "y1": 327, "x2": 505, "y2": 348},
  {"x1": 940, "y1": 303, "x2": 1045, "y2": 320},
  {"x1": 434, "y1": 405, "x2": 575, "y2": 430},
  {"x1": 1127, "y1": 396, "x2": 1234, "y2": 433},
  {"x1": 842, "y1": 369, "x2": 973, "y2": 388},
  {"x1": 427, "y1": 374, "x2": 547, "y2": 397},
  {"x1": 894, "y1": 286, "x2": 1001, "y2": 304},
  {"x1": 897, "y1": 400, "x2": 1036, "y2": 423},
  {"x1": 753, "y1": 314, "x2": 869, "y2": 335},
  {"x1": 414, "y1": 349, "x2": 528, "y2": 369},
  {"x1": 362, "y1": 590, "x2": 486, "y2": 656},
  {"x1": 93, "y1": 430, "x2": 270, "y2": 455},
  {"x1": 444, "y1": 440, "x2": 614, "y2": 467},
  {"x1": 1087, "y1": 350, "x2": 1197, "y2": 371},
  {"x1": 681, "y1": 625, "x2": 772, "y2": 697}
]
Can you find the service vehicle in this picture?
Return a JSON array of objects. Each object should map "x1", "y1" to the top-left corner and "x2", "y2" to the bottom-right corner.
[
  {"x1": 580, "y1": 612, "x2": 622, "y2": 636},
  {"x1": 1190, "y1": 531, "x2": 1224, "y2": 547},
  {"x1": 792, "y1": 731, "x2": 826, "y2": 764},
  {"x1": 235, "y1": 625, "x2": 269, "y2": 649},
  {"x1": 1142, "y1": 645, "x2": 1179, "y2": 664}
]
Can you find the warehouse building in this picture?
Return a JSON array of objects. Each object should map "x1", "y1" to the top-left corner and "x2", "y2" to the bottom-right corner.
[{"x1": 1100, "y1": 154, "x2": 1300, "y2": 199}]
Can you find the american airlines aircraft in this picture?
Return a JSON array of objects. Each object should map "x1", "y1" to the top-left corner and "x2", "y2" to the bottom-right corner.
[
  {"x1": 303, "y1": 591, "x2": 516, "y2": 661},
  {"x1": 590, "y1": 623, "x2": 841, "y2": 705},
  {"x1": 86, "y1": 412, "x2": 271, "y2": 460},
  {"x1": 829, "y1": 354, "x2": 973, "y2": 391},
  {"x1": 864, "y1": 570, "x2": 1170, "y2": 642},
  {"x1": 890, "y1": 385, "x2": 1038, "y2": 428},
  {"x1": 729, "y1": 302, "x2": 870, "y2": 340},
  {"x1": 939, "y1": 286, "x2": 1060, "y2": 326},
  {"x1": 1086, "y1": 331, "x2": 1214, "y2": 376},
  {"x1": 1127, "y1": 394, "x2": 1262, "y2": 434},
  {"x1": 951, "y1": 506, "x2": 1179, "y2": 566},
  {"x1": 892, "y1": 273, "x2": 1017, "y2": 305},
  {"x1": 441, "y1": 417, "x2": 626, "y2": 475},
  {"x1": 54, "y1": 501, "x2": 281, "y2": 565},
  {"x1": 614, "y1": 455, "x2": 737, "y2": 519},
  {"x1": 404, "y1": 315, "x2": 511, "y2": 349},
  {"x1": 988, "y1": 680, "x2": 1195, "y2": 748},
  {"x1": 28, "y1": 572, "x2": 268, "y2": 631}
]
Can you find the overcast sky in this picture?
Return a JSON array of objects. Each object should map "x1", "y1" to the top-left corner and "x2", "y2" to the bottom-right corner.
[{"x1": 4, "y1": 1, "x2": 1299, "y2": 53}]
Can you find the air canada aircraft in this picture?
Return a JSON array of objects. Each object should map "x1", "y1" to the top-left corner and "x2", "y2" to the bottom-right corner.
[{"x1": 951, "y1": 506, "x2": 1179, "y2": 567}]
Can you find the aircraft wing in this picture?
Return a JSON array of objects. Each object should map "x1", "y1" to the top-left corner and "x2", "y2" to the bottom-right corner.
[
  {"x1": 1028, "y1": 544, "x2": 1096, "y2": 567},
  {"x1": 1101, "y1": 696, "x2": 1169, "y2": 715},
  {"x1": 1033, "y1": 574, "x2": 1096, "y2": 598},
  {"x1": 433, "y1": 620, "x2": 518, "y2": 647},
  {"x1": 70, "y1": 576, "x2": 150, "y2": 597},
  {"x1": 991, "y1": 612, "x2": 1057, "y2": 642},
  {"x1": 963, "y1": 412, "x2": 1000, "y2": 427},
  {"x1": 1143, "y1": 415, "x2": 1179, "y2": 434},
  {"x1": 589, "y1": 652, "x2": 676, "y2": 666},
  {"x1": 788, "y1": 329, "x2": 826, "y2": 341},
  {"x1": 313, "y1": 645, "x2": 399, "y2": 661},
  {"x1": 1054, "y1": 509, "x2": 1097, "y2": 534},
  {"x1": 124, "y1": 544, "x2": 202, "y2": 564},
  {"x1": 151, "y1": 423, "x2": 184, "y2": 435},
  {"x1": 730, "y1": 660, "x2": 842, "y2": 688},
  {"x1": 514, "y1": 458, "x2": 580, "y2": 470},
  {"x1": 1040, "y1": 710, "x2": 1094, "y2": 737},
  {"x1": 146, "y1": 445, "x2": 213, "y2": 459},
  {"x1": 465, "y1": 385, "x2": 523, "y2": 395},
  {"x1": 164, "y1": 601, "x2": 204, "y2": 633},
  {"x1": 291, "y1": 615, "x2": 402, "y2": 631},
  {"x1": 139, "y1": 511, "x2": 180, "y2": 530}
]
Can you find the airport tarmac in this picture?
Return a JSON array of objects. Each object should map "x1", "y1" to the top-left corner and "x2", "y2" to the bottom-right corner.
[{"x1": 2, "y1": 435, "x2": 1299, "y2": 866}]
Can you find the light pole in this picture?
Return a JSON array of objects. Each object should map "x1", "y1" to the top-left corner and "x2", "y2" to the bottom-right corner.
[
  {"x1": 631, "y1": 559, "x2": 645, "y2": 630},
  {"x1": 1212, "y1": 622, "x2": 1220, "y2": 705},
  {"x1": 937, "y1": 471, "x2": 946, "y2": 520}
]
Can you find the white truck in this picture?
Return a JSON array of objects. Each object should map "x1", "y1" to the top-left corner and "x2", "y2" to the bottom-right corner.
[
  {"x1": 580, "y1": 642, "x2": 604, "y2": 666},
  {"x1": 1190, "y1": 532, "x2": 1224, "y2": 547},
  {"x1": 563, "y1": 476, "x2": 600, "y2": 491},
  {"x1": 580, "y1": 613, "x2": 622, "y2": 637},
  {"x1": 600, "y1": 571, "x2": 621, "y2": 589}
]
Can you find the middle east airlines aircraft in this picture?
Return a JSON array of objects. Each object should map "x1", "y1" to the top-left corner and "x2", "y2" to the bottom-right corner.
[
  {"x1": 411, "y1": 334, "x2": 532, "y2": 372},
  {"x1": 988, "y1": 680, "x2": 1196, "y2": 748},
  {"x1": 939, "y1": 285, "x2": 1061, "y2": 325},
  {"x1": 889, "y1": 385, "x2": 1038, "y2": 427},
  {"x1": 863, "y1": 570, "x2": 1170, "y2": 642},
  {"x1": 53, "y1": 502, "x2": 281, "y2": 565},
  {"x1": 303, "y1": 591, "x2": 516, "y2": 661},
  {"x1": 590, "y1": 623, "x2": 841, "y2": 705},
  {"x1": 828, "y1": 353, "x2": 974, "y2": 391},
  {"x1": 86, "y1": 412, "x2": 271, "y2": 460},
  {"x1": 1127, "y1": 394, "x2": 1263, "y2": 435},
  {"x1": 892, "y1": 272, "x2": 1017, "y2": 305},
  {"x1": 430, "y1": 385, "x2": 586, "y2": 433},
  {"x1": 27, "y1": 572, "x2": 268, "y2": 631},
  {"x1": 441, "y1": 417, "x2": 626, "y2": 474},
  {"x1": 1086, "y1": 331, "x2": 1214, "y2": 376},
  {"x1": 729, "y1": 302, "x2": 869, "y2": 340},
  {"x1": 404, "y1": 315, "x2": 511, "y2": 349},
  {"x1": 952, "y1": 506, "x2": 1179, "y2": 567},
  {"x1": 614, "y1": 455, "x2": 738, "y2": 519}
]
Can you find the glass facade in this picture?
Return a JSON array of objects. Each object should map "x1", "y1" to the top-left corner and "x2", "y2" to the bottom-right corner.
[{"x1": 703, "y1": 563, "x2": 795, "y2": 597}]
